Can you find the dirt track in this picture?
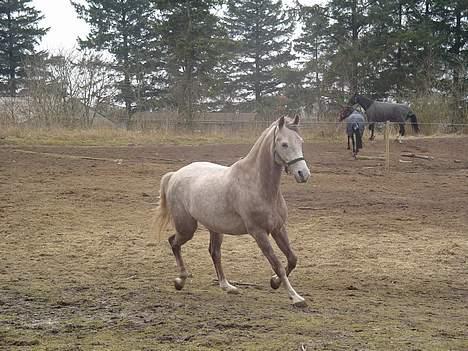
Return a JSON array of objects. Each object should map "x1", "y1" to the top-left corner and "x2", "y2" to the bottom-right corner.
[{"x1": 1, "y1": 136, "x2": 467, "y2": 350}]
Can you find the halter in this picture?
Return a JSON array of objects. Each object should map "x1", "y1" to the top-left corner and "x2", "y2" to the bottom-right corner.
[{"x1": 273, "y1": 125, "x2": 306, "y2": 173}]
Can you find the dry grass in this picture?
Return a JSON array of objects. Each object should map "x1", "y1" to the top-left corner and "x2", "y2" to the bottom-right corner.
[
  {"x1": 0, "y1": 125, "x2": 347, "y2": 147},
  {"x1": 0, "y1": 126, "x2": 252, "y2": 146},
  {"x1": 0, "y1": 137, "x2": 467, "y2": 350}
]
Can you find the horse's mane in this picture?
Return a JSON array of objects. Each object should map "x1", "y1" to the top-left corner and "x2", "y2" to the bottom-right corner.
[{"x1": 244, "y1": 117, "x2": 298, "y2": 161}]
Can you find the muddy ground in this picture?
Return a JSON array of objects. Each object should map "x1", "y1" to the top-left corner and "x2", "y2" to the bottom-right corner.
[{"x1": 0, "y1": 136, "x2": 467, "y2": 350}]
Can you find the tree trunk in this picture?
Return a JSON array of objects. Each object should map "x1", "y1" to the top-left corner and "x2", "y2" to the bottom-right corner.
[
  {"x1": 7, "y1": 9, "x2": 16, "y2": 96},
  {"x1": 350, "y1": 0, "x2": 358, "y2": 93},
  {"x1": 185, "y1": 5, "x2": 194, "y2": 125},
  {"x1": 451, "y1": 3, "x2": 463, "y2": 125}
]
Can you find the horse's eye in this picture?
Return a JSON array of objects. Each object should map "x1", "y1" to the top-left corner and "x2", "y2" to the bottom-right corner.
[{"x1": 281, "y1": 142, "x2": 288, "y2": 148}]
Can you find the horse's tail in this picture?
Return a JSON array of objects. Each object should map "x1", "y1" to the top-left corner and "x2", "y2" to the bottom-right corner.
[
  {"x1": 407, "y1": 113, "x2": 420, "y2": 134},
  {"x1": 154, "y1": 172, "x2": 174, "y2": 241}
]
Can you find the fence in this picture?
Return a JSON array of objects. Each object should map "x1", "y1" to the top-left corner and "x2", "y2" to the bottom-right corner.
[{"x1": 128, "y1": 117, "x2": 468, "y2": 137}]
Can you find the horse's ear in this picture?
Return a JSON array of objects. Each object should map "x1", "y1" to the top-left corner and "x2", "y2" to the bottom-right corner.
[
  {"x1": 278, "y1": 116, "x2": 285, "y2": 128},
  {"x1": 293, "y1": 114, "x2": 300, "y2": 125}
]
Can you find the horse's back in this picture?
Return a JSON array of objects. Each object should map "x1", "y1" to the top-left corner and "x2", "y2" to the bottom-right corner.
[
  {"x1": 368, "y1": 101, "x2": 411, "y2": 122},
  {"x1": 346, "y1": 112, "x2": 365, "y2": 135},
  {"x1": 167, "y1": 161, "x2": 230, "y2": 199}
]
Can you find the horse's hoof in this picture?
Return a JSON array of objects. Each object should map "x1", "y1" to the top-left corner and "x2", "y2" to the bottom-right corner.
[
  {"x1": 270, "y1": 276, "x2": 281, "y2": 290},
  {"x1": 226, "y1": 287, "x2": 240, "y2": 295},
  {"x1": 174, "y1": 277, "x2": 185, "y2": 290},
  {"x1": 292, "y1": 299, "x2": 308, "y2": 308}
]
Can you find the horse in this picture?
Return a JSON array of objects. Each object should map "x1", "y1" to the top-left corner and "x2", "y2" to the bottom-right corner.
[
  {"x1": 348, "y1": 93, "x2": 420, "y2": 142},
  {"x1": 154, "y1": 115, "x2": 311, "y2": 306},
  {"x1": 339, "y1": 106, "x2": 365, "y2": 157}
]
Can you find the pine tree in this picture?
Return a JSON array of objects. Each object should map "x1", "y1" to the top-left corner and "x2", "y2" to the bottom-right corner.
[
  {"x1": 294, "y1": 4, "x2": 334, "y2": 112},
  {"x1": 0, "y1": 0, "x2": 48, "y2": 96},
  {"x1": 431, "y1": 0, "x2": 468, "y2": 124},
  {"x1": 158, "y1": 0, "x2": 227, "y2": 123},
  {"x1": 223, "y1": 0, "x2": 295, "y2": 113},
  {"x1": 72, "y1": 0, "x2": 161, "y2": 125},
  {"x1": 295, "y1": 0, "x2": 370, "y2": 103}
]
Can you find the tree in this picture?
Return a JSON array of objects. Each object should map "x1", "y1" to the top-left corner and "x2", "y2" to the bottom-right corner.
[
  {"x1": 72, "y1": 0, "x2": 161, "y2": 126},
  {"x1": 431, "y1": 0, "x2": 468, "y2": 124},
  {"x1": 0, "y1": 0, "x2": 48, "y2": 96},
  {"x1": 158, "y1": 0, "x2": 227, "y2": 123},
  {"x1": 294, "y1": 3, "x2": 334, "y2": 114},
  {"x1": 23, "y1": 50, "x2": 115, "y2": 127},
  {"x1": 223, "y1": 0, "x2": 295, "y2": 114}
]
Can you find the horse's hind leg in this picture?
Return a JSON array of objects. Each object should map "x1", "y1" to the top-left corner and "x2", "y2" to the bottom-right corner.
[
  {"x1": 369, "y1": 123, "x2": 375, "y2": 140},
  {"x1": 168, "y1": 217, "x2": 197, "y2": 290},
  {"x1": 209, "y1": 231, "x2": 239, "y2": 294},
  {"x1": 397, "y1": 123, "x2": 405, "y2": 143},
  {"x1": 269, "y1": 226, "x2": 298, "y2": 290},
  {"x1": 351, "y1": 133, "x2": 356, "y2": 157}
]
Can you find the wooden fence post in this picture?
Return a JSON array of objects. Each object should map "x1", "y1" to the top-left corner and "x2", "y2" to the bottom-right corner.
[{"x1": 385, "y1": 120, "x2": 390, "y2": 173}]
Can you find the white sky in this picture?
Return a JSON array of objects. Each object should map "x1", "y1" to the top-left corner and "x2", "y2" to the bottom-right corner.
[{"x1": 33, "y1": 0, "x2": 323, "y2": 52}]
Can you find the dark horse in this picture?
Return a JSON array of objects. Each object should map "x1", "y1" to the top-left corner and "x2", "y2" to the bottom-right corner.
[
  {"x1": 339, "y1": 106, "x2": 365, "y2": 157},
  {"x1": 348, "y1": 94, "x2": 420, "y2": 142}
]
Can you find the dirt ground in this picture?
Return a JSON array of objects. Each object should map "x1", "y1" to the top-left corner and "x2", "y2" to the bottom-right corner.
[{"x1": 1, "y1": 135, "x2": 467, "y2": 350}]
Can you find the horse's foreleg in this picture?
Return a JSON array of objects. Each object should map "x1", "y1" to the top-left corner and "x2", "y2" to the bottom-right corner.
[
  {"x1": 351, "y1": 133, "x2": 356, "y2": 156},
  {"x1": 209, "y1": 231, "x2": 239, "y2": 294},
  {"x1": 251, "y1": 230, "x2": 305, "y2": 307},
  {"x1": 270, "y1": 226, "x2": 298, "y2": 290},
  {"x1": 347, "y1": 135, "x2": 351, "y2": 150},
  {"x1": 369, "y1": 123, "x2": 375, "y2": 140}
]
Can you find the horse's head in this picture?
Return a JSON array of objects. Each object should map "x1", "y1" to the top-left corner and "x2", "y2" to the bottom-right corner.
[
  {"x1": 274, "y1": 115, "x2": 310, "y2": 183},
  {"x1": 339, "y1": 106, "x2": 354, "y2": 121},
  {"x1": 347, "y1": 93, "x2": 358, "y2": 105}
]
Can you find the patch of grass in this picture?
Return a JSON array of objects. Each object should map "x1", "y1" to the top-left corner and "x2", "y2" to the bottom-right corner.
[
  {"x1": 0, "y1": 127, "x2": 257, "y2": 146},
  {"x1": 0, "y1": 125, "x2": 347, "y2": 147}
]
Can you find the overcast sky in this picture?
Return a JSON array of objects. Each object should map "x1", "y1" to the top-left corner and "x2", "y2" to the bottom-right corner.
[{"x1": 33, "y1": 0, "x2": 323, "y2": 52}]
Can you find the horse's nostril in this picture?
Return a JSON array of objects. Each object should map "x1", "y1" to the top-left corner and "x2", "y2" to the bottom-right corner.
[{"x1": 298, "y1": 170, "x2": 303, "y2": 178}]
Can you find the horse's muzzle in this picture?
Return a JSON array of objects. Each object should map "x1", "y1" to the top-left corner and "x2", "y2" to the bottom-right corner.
[{"x1": 293, "y1": 164, "x2": 310, "y2": 183}]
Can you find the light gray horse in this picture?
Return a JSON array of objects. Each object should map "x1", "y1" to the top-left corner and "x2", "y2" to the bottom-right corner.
[
  {"x1": 154, "y1": 116, "x2": 310, "y2": 306},
  {"x1": 348, "y1": 94, "x2": 420, "y2": 142}
]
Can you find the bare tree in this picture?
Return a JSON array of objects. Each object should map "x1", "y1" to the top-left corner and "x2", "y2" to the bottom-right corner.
[{"x1": 23, "y1": 49, "x2": 116, "y2": 127}]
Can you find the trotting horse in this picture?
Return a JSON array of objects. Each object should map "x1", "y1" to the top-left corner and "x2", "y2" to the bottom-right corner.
[
  {"x1": 154, "y1": 116, "x2": 310, "y2": 306},
  {"x1": 339, "y1": 106, "x2": 365, "y2": 157},
  {"x1": 348, "y1": 93, "x2": 420, "y2": 142}
]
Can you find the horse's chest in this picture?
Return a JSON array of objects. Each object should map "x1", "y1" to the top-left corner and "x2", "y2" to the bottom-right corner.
[{"x1": 242, "y1": 199, "x2": 287, "y2": 233}]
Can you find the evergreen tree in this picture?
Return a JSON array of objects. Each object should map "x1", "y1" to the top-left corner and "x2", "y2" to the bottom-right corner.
[
  {"x1": 223, "y1": 0, "x2": 295, "y2": 114},
  {"x1": 294, "y1": 0, "x2": 466, "y2": 119},
  {"x1": 295, "y1": 0, "x2": 370, "y2": 102},
  {"x1": 157, "y1": 0, "x2": 227, "y2": 122},
  {"x1": 431, "y1": 0, "x2": 468, "y2": 123},
  {"x1": 294, "y1": 4, "x2": 334, "y2": 112},
  {"x1": 0, "y1": 0, "x2": 48, "y2": 96},
  {"x1": 72, "y1": 0, "x2": 161, "y2": 125}
]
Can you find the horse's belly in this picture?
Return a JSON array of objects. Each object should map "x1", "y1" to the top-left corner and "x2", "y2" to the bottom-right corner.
[
  {"x1": 189, "y1": 193, "x2": 247, "y2": 234},
  {"x1": 199, "y1": 213, "x2": 247, "y2": 235},
  {"x1": 174, "y1": 167, "x2": 247, "y2": 234}
]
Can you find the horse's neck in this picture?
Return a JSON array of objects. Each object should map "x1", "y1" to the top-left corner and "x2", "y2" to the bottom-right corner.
[
  {"x1": 357, "y1": 96, "x2": 374, "y2": 110},
  {"x1": 239, "y1": 126, "x2": 282, "y2": 197}
]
